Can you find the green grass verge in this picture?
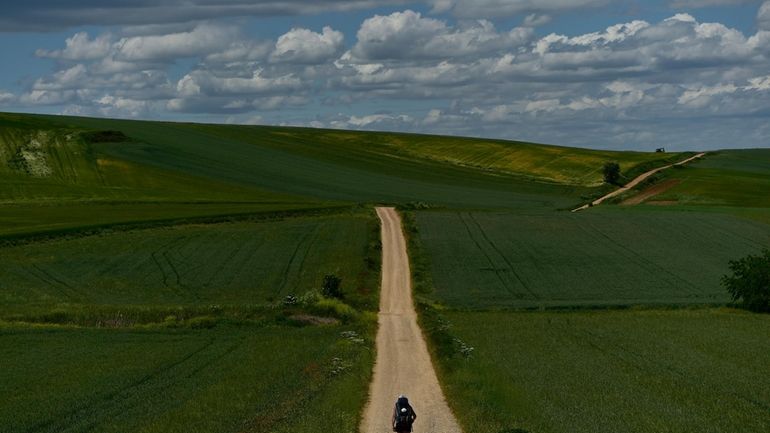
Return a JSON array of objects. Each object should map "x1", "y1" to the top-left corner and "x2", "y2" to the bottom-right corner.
[
  {"x1": 432, "y1": 309, "x2": 770, "y2": 433},
  {"x1": 414, "y1": 208, "x2": 770, "y2": 308}
]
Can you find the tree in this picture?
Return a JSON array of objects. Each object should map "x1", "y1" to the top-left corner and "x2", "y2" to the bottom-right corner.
[
  {"x1": 722, "y1": 249, "x2": 770, "y2": 312},
  {"x1": 322, "y1": 274, "x2": 343, "y2": 299},
  {"x1": 602, "y1": 162, "x2": 621, "y2": 185}
]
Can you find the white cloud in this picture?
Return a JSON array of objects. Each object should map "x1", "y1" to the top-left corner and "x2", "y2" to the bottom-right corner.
[
  {"x1": 747, "y1": 74, "x2": 770, "y2": 90},
  {"x1": 523, "y1": 14, "x2": 552, "y2": 27},
  {"x1": 760, "y1": 1, "x2": 770, "y2": 30},
  {"x1": 678, "y1": 83, "x2": 738, "y2": 106},
  {"x1": 175, "y1": 69, "x2": 302, "y2": 97},
  {"x1": 329, "y1": 113, "x2": 415, "y2": 129},
  {"x1": 270, "y1": 26, "x2": 344, "y2": 64},
  {"x1": 350, "y1": 10, "x2": 532, "y2": 61},
  {"x1": 36, "y1": 32, "x2": 112, "y2": 60},
  {"x1": 32, "y1": 64, "x2": 89, "y2": 91},
  {"x1": 16, "y1": 8, "x2": 770, "y2": 150},
  {"x1": 0, "y1": 91, "x2": 16, "y2": 104},
  {"x1": 115, "y1": 24, "x2": 235, "y2": 61}
]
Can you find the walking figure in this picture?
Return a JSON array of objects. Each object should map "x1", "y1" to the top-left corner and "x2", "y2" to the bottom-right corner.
[{"x1": 392, "y1": 395, "x2": 417, "y2": 432}]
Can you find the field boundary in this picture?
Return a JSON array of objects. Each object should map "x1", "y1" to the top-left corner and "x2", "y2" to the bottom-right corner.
[
  {"x1": 572, "y1": 152, "x2": 706, "y2": 212},
  {"x1": 0, "y1": 204, "x2": 353, "y2": 247}
]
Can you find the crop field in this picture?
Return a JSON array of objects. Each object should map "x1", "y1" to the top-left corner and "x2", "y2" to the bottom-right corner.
[
  {"x1": 434, "y1": 309, "x2": 770, "y2": 433},
  {"x1": 0, "y1": 322, "x2": 372, "y2": 433},
  {"x1": 7, "y1": 112, "x2": 686, "y2": 210},
  {"x1": 351, "y1": 132, "x2": 681, "y2": 186},
  {"x1": 0, "y1": 213, "x2": 377, "y2": 310},
  {"x1": 414, "y1": 209, "x2": 770, "y2": 308},
  {"x1": 648, "y1": 149, "x2": 770, "y2": 208},
  {"x1": 0, "y1": 208, "x2": 380, "y2": 433}
]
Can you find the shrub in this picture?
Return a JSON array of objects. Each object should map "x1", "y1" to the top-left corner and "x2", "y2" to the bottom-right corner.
[
  {"x1": 722, "y1": 248, "x2": 770, "y2": 312},
  {"x1": 311, "y1": 298, "x2": 358, "y2": 322},
  {"x1": 603, "y1": 161, "x2": 621, "y2": 185},
  {"x1": 81, "y1": 130, "x2": 129, "y2": 143},
  {"x1": 322, "y1": 274, "x2": 343, "y2": 299}
]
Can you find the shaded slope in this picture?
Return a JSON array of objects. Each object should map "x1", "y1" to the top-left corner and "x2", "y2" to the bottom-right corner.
[
  {"x1": 51, "y1": 116, "x2": 583, "y2": 209},
  {"x1": 1, "y1": 112, "x2": 687, "y2": 213}
]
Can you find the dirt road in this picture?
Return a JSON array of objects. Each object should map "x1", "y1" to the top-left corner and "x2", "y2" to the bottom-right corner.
[
  {"x1": 361, "y1": 207, "x2": 463, "y2": 433},
  {"x1": 572, "y1": 152, "x2": 705, "y2": 212}
]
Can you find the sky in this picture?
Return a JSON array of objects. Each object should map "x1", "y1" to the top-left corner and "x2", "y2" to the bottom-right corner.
[{"x1": 1, "y1": 0, "x2": 769, "y2": 151}]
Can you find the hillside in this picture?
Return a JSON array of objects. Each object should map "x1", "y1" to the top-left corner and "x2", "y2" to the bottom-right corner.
[
  {"x1": 2, "y1": 111, "x2": 769, "y2": 433},
  {"x1": 0, "y1": 113, "x2": 680, "y2": 229}
]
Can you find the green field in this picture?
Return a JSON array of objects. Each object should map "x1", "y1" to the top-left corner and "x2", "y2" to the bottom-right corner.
[
  {"x1": 3, "y1": 111, "x2": 768, "y2": 433},
  {"x1": 359, "y1": 132, "x2": 682, "y2": 185},
  {"x1": 1, "y1": 323, "x2": 372, "y2": 433},
  {"x1": 0, "y1": 214, "x2": 376, "y2": 310},
  {"x1": 0, "y1": 209, "x2": 380, "y2": 433},
  {"x1": 414, "y1": 209, "x2": 770, "y2": 308},
  {"x1": 649, "y1": 149, "x2": 770, "y2": 208},
  {"x1": 432, "y1": 309, "x2": 770, "y2": 433},
  {"x1": 0, "y1": 112, "x2": 682, "y2": 222}
]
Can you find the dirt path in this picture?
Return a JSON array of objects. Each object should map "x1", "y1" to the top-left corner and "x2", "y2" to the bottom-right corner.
[
  {"x1": 620, "y1": 178, "x2": 681, "y2": 206},
  {"x1": 361, "y1": 207, "x2": 463, "y2": 433},
  {"x1": 572, "y1": 153, "x2": 705, "y2": 212}
]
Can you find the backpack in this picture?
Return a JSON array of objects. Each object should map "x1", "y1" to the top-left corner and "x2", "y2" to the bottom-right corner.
[{"x1": 394, "y1": 398, "x2": 413, "y2": 430}]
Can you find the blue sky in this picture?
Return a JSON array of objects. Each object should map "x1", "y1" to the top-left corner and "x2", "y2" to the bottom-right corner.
[{"x1": 1, "y1": 0, "x2": 769, "y2": 151}]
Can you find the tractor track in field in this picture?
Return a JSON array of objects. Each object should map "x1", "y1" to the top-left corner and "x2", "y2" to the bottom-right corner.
[
  {"x1": 467, "y1": 213, "x2": 539, "y2": 300},
  {"x1": 360, "y1": 207, "x2": 462, "y2": 433}
]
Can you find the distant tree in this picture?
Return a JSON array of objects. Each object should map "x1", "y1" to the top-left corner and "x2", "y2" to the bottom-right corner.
[
  {"x1": 603, "y1": 162, "x2": 621, "y2": 185},
  {"x1": 322, "y1": 274, "x2": 343, "y2": 299},
  {"x1": 722, "y1": 249, "x2": 770, "y2": 313}
]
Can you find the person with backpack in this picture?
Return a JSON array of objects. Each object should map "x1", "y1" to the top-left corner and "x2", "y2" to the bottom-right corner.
[{"x1": 392, "y1": 395, "x2": 417, "y2": 432}]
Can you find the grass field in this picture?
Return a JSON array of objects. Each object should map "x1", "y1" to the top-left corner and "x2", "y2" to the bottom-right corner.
[
  {"x1": 432, "y1": 309, "x2": 770, "y2": 433},
  {"x1": 3, "y1": 110, "x2": 768, "y2": 433},
  {"x1": 0, "y1": 209, "x2": 381, "y2": 433},
  {"x1": 647, "y1": 149, "x2": 770, "y2": 208},
  {"x1": 413, "y1": 209, "x2": 770, "y2": 308},
  {"x1": 0, "y1": 322, "x2": 373, "y2": 433},
  {"x1": 1, "y1": 112, "x2": 685, "y2": 215},
  {"x1": 354, "y1": 132, "x2": 682, "y2": 186},
  {"x1": 0, "y1": 212, "x2": 379, "y2": 312}
]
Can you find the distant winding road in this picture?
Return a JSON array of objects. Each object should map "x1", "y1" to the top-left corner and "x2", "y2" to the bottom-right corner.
[
  {"x1": 361, "y1": 207, "x2": 463, "y2": 433},
  {"x1": 572, "y1": 152, "x2": 706, "y2": 212}
]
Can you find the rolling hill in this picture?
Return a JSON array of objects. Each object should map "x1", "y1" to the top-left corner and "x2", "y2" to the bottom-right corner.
[{"x1": 2, "y1": 111, "x2": 769, "y2": 433}]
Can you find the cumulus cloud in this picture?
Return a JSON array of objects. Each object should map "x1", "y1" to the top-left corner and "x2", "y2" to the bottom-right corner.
[
  {"x1": 114, "y1": 24, "x2": 235, "y2": 61},
  {"x1": 325, "y1": 11, "x2": 770, "y2": 149},
  {"x1": 0, "y1": 91, "x2": 16, "y2": 104},
  {"x1": 16, "y1": 7, "x2": 770, "y2": 148},
  {"x1": 348, "y1": 10, "x2": 532, "y2": 62},
  {"x1": 175, "y1": 69, "x2": 302, "y2": 97},
  {"x1": 760, "y1": 1, "x2": 770, "y2": 30},
  {"x1": 36, "y1": 32, "x2": 112, "y2": 60},
  {"x1": 270, "y1": 26, "x2": 344, "y2": 64}
]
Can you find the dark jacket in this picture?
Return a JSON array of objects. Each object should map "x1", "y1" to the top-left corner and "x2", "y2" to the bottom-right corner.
[{"x1": 392, "y1": 397, "x2": 417, "y2": 432}]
